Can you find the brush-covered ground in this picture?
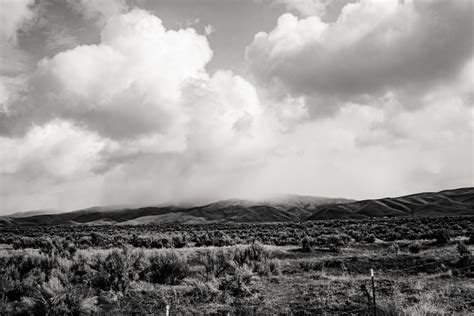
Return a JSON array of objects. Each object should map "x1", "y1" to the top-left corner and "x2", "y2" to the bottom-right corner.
[{"x1": 1, "y1": 217, "x2": 473, "y2": 315}]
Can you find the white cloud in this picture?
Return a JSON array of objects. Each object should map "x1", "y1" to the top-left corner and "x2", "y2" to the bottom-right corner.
[
  {"x1": 0, "y1": 2, "x2": 472, "y2": 214},
  {"x1": 18, "y1": 9, "x2": 213, "y2": 139},
  {"x1": 204, "y1": 24, "x2": 215, "y2": 36},
  {"x1": 246, "y1": 0, "x2": 474, "y2": 105},
  {"x1": 0, "y1": 8, "x2": 281, "y2": 212},
  {"x1": 0, "y1": 119, "x2": 105, "y2": 177}
]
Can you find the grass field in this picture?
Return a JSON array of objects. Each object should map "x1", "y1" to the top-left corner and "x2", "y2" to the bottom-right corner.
[{"x1": 1, "y1": 217, "x2": 473, "y2": 314}]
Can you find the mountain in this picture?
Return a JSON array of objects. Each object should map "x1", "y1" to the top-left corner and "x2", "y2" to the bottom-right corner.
[
  {"x1": 1, "y1": 188, "x2": 472, "y2": 226},
  {"x1": 0, "y1": 209, "x2": 61, "y2": 218},
  {"x1": 0, "y1": 195, "x2": 352, "y2": 226},
  {"x1": 307, "y1": 187, "x2": 474, "y2": 220}
]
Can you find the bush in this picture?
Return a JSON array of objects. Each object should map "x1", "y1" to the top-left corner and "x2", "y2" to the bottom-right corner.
[
  {"x1": 388, "y1": 242, "x2": 400, "y2": 255},
  {"x1": 91, "y1": 250, "x2": 131, "y2": 293},
  {"x1": 365, "y1": 234, "x2": 376, "y2": 243},
  {"x1": 148, "y1": 251, "x2": 190, "y2": 285},
  {"x1": 219, "y1": 265, "x2": 255, "y2": 297},
  {"x1": 457, "y1": 241, "x2": 471, "y2": 259},
  {"x1": 408, "y1": 242, "x2": 422, "y2": 254},
  {"x1": 231, "y1": 243, "x2": 278, "y2": 277},
  {"x1": 434, "y1": 229, "x2": 450, "y2": 245},
  {"x1": 301, "y1": 235, "x2": 314, "y2": 253},
  {"x1": 233, "y1": 242, "x2": 268, "y2": 266},
  {"x1": 199, "y1": 249, "x2": 233, "y2": 280},
  {"x1": 468, "y1": 230, "x2": 474, "y2": 245}
]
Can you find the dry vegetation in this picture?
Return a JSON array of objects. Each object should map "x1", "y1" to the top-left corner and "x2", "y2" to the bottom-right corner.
[{"x1": 1, "y1": 216, "x2": 473, "y2": 315}]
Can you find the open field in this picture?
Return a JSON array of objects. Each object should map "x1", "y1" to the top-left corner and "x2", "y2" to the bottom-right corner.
[{"x1": 1, "y1": 216, "x2": 473, "y2": 314}]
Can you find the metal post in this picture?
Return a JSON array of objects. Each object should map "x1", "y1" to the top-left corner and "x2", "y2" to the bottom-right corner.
[{"x1": 371, "y1": 269, "x2": 376, "y2": 316}]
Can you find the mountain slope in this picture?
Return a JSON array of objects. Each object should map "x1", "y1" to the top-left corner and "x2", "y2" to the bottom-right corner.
[
  {"x1": 1, "y1": 188, "x2": 472, "y2": 226},
  {"x1": 307, "y1": 187, "x2": 474, "y2": 220},
  {"x1": 1, "y1": 195, "x2": 351, "y2": 225}
]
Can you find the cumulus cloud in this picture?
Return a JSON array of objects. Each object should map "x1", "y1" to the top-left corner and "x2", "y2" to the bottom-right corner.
[
  {"x1": 246, "y1": 0, "x2": 474, "y2": 106},
  {"x1": 0, "y1": 7, "x2": 280, "y2": 212},
  {"x1": 3, "y1": 9, "x2": 212, "y2": 139},
  {"x1": 0, "y1": 1, "x2": 472, "y2": 214}
]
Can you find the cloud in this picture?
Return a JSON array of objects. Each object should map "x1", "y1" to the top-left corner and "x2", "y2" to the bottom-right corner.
[
  {"x1": 0, "y1": 8, "x2": 280, "y2": 212},
  {"x1": 3, "y1": 8, "x2": 213, "y2": 139},
  {"x1": 68, "y1": 0, "x2": 129, "y2": 19},
  {"x1": 0, "y1": 119, "x2": 107, "y2": 212},
  {"x1": 252, "y1": 93, "x2": 473, "y2": 200},
  {"x1": 0, "y1": 0, "x2": 35, "y2": 74},
  {"x1": 0, "y1": 2, "x2": 472, "y2": 214},
  {"x1": 0, "y1": 119, "x2": 105, "y2": 177},
  {"x1": 260, "y1": 0, "x2": 331, "y2": 17},
  {"x1": 246, "y1": 0, "x2": 474, "y2": 106},
  {"x1": 205, "y1": 24, "x2": 215, "y2": 36},
  {"x1": 0, "y1": 0, "x2": 34, "y2": 44}
]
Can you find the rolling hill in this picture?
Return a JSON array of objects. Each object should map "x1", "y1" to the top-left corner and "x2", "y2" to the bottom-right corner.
[
  {"x1": 1, "y1": 188, "x2": 472, "y2": 226},
  {"x1": 307, "y1": 187, "x2": 474, "y2": 220}
]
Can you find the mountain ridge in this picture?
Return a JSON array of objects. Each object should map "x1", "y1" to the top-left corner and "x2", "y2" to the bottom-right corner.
[{"x1": 1, "y1": 188, "x2": 472, "y2": 226}]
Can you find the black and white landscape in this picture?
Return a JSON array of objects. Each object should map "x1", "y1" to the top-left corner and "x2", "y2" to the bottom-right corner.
[{"x1": 0, "y1": 0, "x2": 473, "y2": 315}]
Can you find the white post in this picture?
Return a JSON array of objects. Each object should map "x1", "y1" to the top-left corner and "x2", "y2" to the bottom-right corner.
[{"x1": 166, "y1": 305, "x2": 170, "y2": 316}]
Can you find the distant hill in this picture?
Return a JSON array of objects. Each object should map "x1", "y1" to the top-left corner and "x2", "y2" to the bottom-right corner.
[
  {"x1": 307, "y1": 187, "x2": 474, "y2": 220},
  {"x1": 0, "y1": 209, "x2": 61, "y2": 218},
  {"x1": 0, "y1": 195, "x2": 352, "y2": 226},
  {"x1": 1, "y1": 188, "x2": 472, "y2": 226}
]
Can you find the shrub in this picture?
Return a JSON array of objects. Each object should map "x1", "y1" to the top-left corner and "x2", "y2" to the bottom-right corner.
[
  {"x1": 468, "y1": 230, "x2": 474, "y2": 245},
  {"x1": 219, "y1": 265, "x2": 255, "y2": 297},
  {"x1": 91, "y1": 250, "x2": 131, "y2": 293},
  {"x1": 147, "y1": 251, "x2": 190, "y2": 285},
  {"x1": 253, "y1": 259, "x2": 280, "y2": 277},
  {"x1": 187, "y1": 280, "x2": 219, "y2": 303},
  {"x1": 388, "y1": 242, "x2": 400, "y2": 255},
  {"x1": 434, "y1": 229, "x2": 450, "y2": 245},
  {"x1": 456, "y1": 241, "x2": 471, "y2": 259},
  {"x1": 365, "y1": 234, "x2": 376, "y2": 243},
  {"x1": 25, "y1": 277, "x2": 100, "y2": 315},
  {"x1": 301, "y1": 235, "x2": 314, "y2": 253},
  {"x1": 199, "y1": 249, "x2": 233, "y2": 280},
  {"x1": 233, "y1": 242, "x2": 268, "y2": 266},
  {"x1": 231, "y1": 243, "x2": 278, "y2": 277},
  {"x1": 408, "y1": 242, "x2": 422, "y2": 254}
]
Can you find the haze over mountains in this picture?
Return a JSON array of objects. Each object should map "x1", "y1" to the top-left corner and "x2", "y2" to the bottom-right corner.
[{"x1": 1, "y1": 188, "x2": 472, "y2": 226}]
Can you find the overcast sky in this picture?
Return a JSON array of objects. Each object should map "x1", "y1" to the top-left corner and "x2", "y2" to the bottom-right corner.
[{"x1": 0, "y1": 0, "x2": 473, "y2": 214}]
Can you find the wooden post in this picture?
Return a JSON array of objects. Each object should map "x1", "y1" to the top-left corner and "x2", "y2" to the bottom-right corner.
[{"x1": 371, "y1": 269, "x2": 376, "y2": 316}]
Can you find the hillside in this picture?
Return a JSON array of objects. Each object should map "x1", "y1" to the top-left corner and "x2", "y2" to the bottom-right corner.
[
  {"x1": 307, "y1": 187, "x2": 474, "y2": 220},
  {"x1": 1, "y1": 188, "x2": 473, "y2": 226},
  {"x1": 1, "y1": 195, "x2": 350, "y2": 226}
]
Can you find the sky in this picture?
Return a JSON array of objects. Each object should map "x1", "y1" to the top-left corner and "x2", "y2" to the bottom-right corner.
[{"x1": 0, "y1": 0, "x2": 473, "y2": 214}]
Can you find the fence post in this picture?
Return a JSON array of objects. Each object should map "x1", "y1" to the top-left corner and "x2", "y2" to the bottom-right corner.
[
  {"x1": 371, "y1": 269, "x2": 376, "y2": 316},
  {"x1": 166, "y1": 304, "x2": 170, "y2": 316}
]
